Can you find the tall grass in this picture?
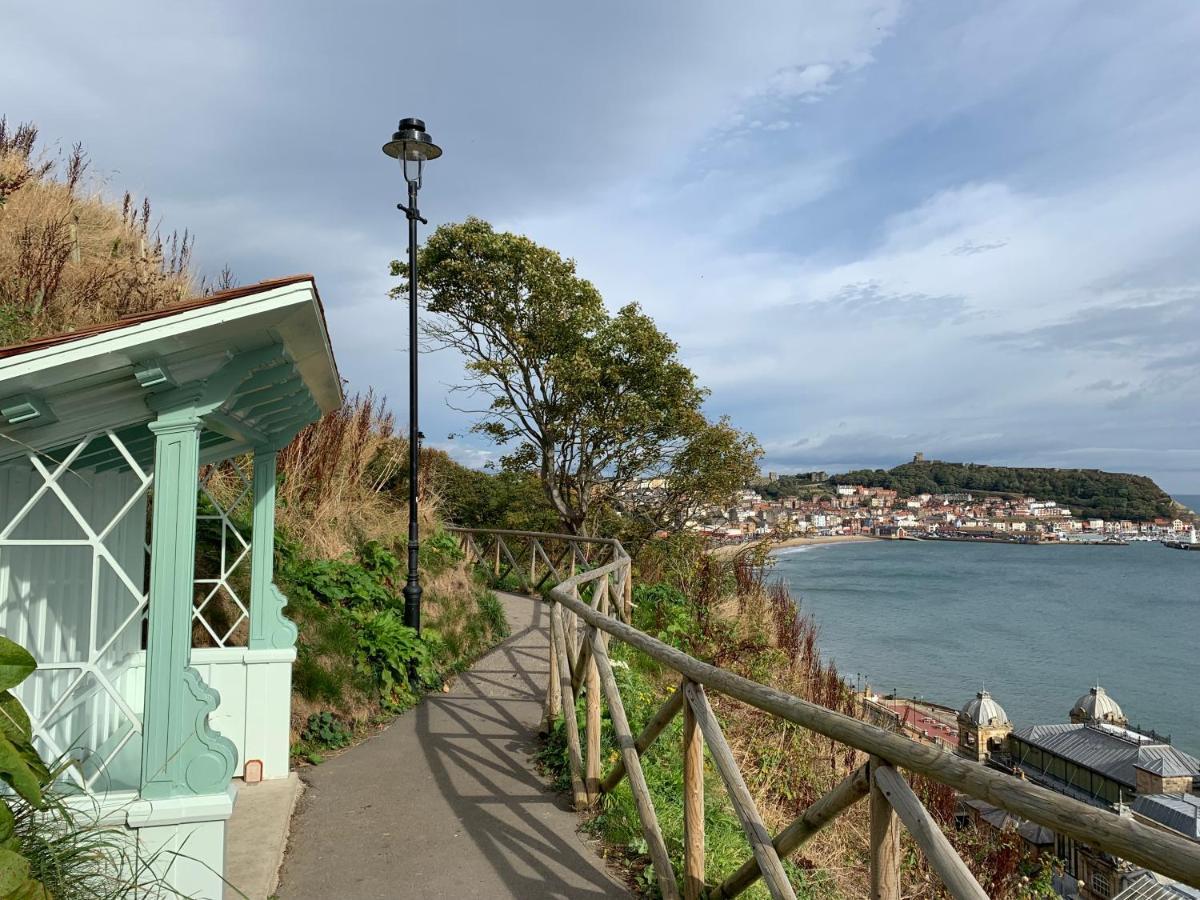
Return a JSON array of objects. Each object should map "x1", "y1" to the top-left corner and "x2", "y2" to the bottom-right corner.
[{"x1": 0, "y1": 118, "x2": 223, "y2": 347}]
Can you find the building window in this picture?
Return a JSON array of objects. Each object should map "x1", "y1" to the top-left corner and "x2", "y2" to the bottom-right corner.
[{"x1": 1091, "y1": 872, "x2": 1111, "y2": 899}]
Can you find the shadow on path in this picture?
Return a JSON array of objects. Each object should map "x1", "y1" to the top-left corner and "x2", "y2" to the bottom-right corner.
[{"x1": 276, "y1": 593, "x2": 629, "y2": 899}]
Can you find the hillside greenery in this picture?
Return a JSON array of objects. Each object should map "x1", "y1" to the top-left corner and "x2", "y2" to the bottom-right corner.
[{"x1": 829, "y1": 460, "x2": 1180, "y2": 521}]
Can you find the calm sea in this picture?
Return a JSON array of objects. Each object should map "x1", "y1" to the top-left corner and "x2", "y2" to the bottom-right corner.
[{"x1": 772, "y1": 515, "x2": 1199, "y2": 752}]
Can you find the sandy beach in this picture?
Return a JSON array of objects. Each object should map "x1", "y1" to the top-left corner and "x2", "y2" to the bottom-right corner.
[{"x1": 711, "y1": 533, "x2": 881, "y2": 558}]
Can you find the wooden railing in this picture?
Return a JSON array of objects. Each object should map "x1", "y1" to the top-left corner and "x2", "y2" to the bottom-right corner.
[{"x1": 450, "y1": 527, "x2": 1200, "y2": 899}]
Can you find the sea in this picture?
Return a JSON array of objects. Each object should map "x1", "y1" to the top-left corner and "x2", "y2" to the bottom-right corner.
[{"x1": 771, "y1": 493, "x2": 1200, "y2": 752}]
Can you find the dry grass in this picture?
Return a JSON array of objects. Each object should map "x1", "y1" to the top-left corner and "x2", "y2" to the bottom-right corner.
[
  {"x1": 0, "y1": 118, "x2": 231, "y2": 346},
  {"x1": 276, "y1": 390, "x2": 439, "y2": 556}
]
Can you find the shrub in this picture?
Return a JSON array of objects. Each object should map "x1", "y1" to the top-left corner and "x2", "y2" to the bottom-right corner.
[
  {"x1": 300, "y1": 712, "x2": 352, "y2": 751},
  {"x1": 352, "y1": 608, "x2": 434, "y2": 707}
]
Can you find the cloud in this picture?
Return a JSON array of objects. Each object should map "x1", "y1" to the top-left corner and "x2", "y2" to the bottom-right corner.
[
  {"x1": 806, "y1": 280, "x2": 968, "y2": 324},
  {"x1": 7, "y1": 1, "x2": 1200, "y2": 492}
]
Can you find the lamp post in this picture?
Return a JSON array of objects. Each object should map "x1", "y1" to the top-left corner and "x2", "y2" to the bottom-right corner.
[{"x1": 383, "y1": 117, "x2": 441, "y2": 635}]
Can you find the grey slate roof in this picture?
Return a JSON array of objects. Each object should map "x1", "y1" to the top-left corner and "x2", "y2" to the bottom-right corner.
[
  {"x1": 1113, "y1": 872, "x2": 1200, "y2": 900},
  {"x1": 959, "y1": 797, "x2": 1054, "y2": 845},
  {"x1": 1012, "y1": 723, "x2": 1200, "y2": 789},
  {"x1": 1131, "y1": 793, "x2": 1200, "y2": 840}
]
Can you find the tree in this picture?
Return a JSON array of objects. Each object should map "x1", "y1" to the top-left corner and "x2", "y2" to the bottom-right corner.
[{"x1": 394, "y1": 218, "x2": 760, "y2": 535}]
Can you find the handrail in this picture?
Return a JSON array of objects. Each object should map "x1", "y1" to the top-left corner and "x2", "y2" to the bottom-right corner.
[{"x1": 452, "y1": 527, "x2": 1200, "y2": 899}]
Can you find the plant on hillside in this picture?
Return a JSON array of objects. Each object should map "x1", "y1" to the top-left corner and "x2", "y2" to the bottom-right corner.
[
  {"x1": 541, "y1": 541, "x2": 1054, "y2": 898},
  {"x1": 352, "y1": 608, "x2": 434, "y2": 707}
]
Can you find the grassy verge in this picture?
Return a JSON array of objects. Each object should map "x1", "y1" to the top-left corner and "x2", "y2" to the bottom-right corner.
[
  {"x1": 535, "y1": 534, "x2": 1056, "y2": 899},
  {"x1": 277, "y1": 528, "x2": 509, "y2": 764}
]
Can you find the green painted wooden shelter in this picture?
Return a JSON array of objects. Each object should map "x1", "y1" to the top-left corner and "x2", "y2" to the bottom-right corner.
[{"x1": 0, "y1": 275, "x2": 341, "y2": 895}]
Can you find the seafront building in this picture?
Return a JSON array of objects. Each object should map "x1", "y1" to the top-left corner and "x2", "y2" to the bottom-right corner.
[
  {"x1": 946, "y1": 686, "x2": 1200, "y2": 900},
  {"x1": 684, "y1": 480, "x2": 1196, "y2": 544}
]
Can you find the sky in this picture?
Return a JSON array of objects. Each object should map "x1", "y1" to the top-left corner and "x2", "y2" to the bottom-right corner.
[{"x1": 6, "y1": 1, "x2": 1200, "y2": 492}]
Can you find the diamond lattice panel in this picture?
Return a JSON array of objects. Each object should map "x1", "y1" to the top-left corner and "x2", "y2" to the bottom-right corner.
[
  {"x1": 193, "y1": 461, "x2": 252, "y2": 648},
  {"x1": 0, "y1": 430, "x2": 151, "y2": 793}
]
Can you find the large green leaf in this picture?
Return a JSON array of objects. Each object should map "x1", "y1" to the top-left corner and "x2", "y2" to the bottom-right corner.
[
  {"x1": 0, "y1": 875, "x2": 49, "y2": 900},
  {"x1": 0, "y1": 694, "x2": 30, "y2": 744},
  {"x1": 0, "y1": 641, "x2": 35, "y2": 694},
  {"x1": 0, "y1": 801, "x2": 12, "y2": 846},
  {"x1": 0, "y1": 848, "x2": 30, "y2": 896},
  {"x1": 0, "y1": 736, "x2": 42, "y2": 808}
]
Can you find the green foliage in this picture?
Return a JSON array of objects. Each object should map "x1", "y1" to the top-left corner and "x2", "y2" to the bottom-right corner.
[
  {"x1": 394, "y1": 218, "x2": 756, "y2": 535},
  {"x1": 300, "y1": 712, "x2": 352, "y2": 751},
  {"x1": 285, "y1": 555, "x2": 394, "y2": 609},
  {"x1": 0, "y1": 635, "x2": 185, "y2": 899},
  {"x1": 421, "y1": 530, "x2": 464, "y2": 575},
  {"x1": 352, "y1": 608, "x2": 434, "y2": 707},
  {"x1": 830, "y1": 460, "x2": 1180, "y2": 521},
  {"x1": 430, "y1": 457, "x2": 561, "y2": 533}
]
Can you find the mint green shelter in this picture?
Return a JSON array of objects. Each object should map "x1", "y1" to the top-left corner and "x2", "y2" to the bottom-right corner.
[{"x1": 0, "y1": 275, "x2": 341, "y2": 896}]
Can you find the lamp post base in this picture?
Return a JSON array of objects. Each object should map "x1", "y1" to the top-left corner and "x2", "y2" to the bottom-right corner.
[{"x1": 403, "y1": 579, "x2": 423, "y2": 634}]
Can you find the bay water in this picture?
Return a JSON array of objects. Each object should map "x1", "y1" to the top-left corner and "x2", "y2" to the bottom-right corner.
[{"x1": 772, "y1": 513, "x2": 1199, "y2": 752}]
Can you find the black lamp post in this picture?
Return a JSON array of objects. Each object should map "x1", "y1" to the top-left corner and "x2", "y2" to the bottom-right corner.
[{"x1": 383, "y1": 117, "x2": 441, "y2": 634}]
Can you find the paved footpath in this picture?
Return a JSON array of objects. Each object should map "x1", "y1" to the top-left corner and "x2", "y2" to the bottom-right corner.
[{"x1": 276, "y1": 592, "x2": 630, "y2": 900}]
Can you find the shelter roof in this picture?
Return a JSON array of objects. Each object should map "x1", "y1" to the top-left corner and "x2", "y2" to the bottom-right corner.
[{"x1": 0, "y1": 275, "x2": 342, "y2": 468}]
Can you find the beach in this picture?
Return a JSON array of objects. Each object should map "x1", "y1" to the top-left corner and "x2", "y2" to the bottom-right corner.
[{"x1": 711, "y1": 533, "x2": 880, "y2": 558}]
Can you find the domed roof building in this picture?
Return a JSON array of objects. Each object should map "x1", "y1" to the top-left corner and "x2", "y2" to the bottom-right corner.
[
  {"x1": 1069, "y1": 685, "x2": 1127, "y2": 726},
  {"x1": 960, "y1": 690, "x2": 1010, "y2": 727},
  {"x1": 957, "y1": 691, "x2": 1013, "y2": 763}
]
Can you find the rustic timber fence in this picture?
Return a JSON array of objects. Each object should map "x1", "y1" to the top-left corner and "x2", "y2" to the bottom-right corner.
[{"x1": 449, "y1": 527, "x2": 1200, "y2": 900}]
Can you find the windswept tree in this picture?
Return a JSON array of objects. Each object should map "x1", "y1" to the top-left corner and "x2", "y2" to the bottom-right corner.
[{"x1": 393, "y1": 217, "x2": 760, "y2": 535}]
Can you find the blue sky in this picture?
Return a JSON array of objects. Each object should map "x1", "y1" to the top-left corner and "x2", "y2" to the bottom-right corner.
[{"x1": 7, "y1": 1, "x2": 1200, "y2": 491}]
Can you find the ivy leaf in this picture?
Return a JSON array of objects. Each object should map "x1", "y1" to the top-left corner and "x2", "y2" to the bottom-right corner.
[
  {"x1": 0, "y1": 848, "x2": 30, "y2": 896},
  {"x1": 0, "y1": 641, "x2": 35, "y2": 694}
]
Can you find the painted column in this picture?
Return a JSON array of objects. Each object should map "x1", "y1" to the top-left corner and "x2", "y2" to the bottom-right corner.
[
  {"x1": 140, "y1": 414, "x2": 237, "y2": 799},
  {"x1": 248, "y1": 449, "x2": 297, "y2": 650}
]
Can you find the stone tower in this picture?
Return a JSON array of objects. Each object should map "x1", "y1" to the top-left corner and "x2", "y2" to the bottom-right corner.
[{"x1": 957, "y1": 690, "x2": 1013, "y2": 763}]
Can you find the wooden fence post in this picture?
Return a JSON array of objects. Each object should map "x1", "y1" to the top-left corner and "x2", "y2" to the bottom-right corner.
[
  {"x1": 869, "y1": 756, "x2": 900, "y2": 900},
  {"x1": 550, "y1": 603, "x2": 588, "y2": 809},
  {"x1": 544, "y1": 617, "x2": 561, "y2": 733},
  {"x1": 623, "y1": 559, "x2": 633, "y2": 623},
  {"x1": 493, "y1": 538, "x2": 501, "y2": 578},
  {"x1": 683, "y1": 678, "x2": 705, "y2": 900},
  {"x1": 585, "y1": 628, "x2": 602, "y2": 803}
]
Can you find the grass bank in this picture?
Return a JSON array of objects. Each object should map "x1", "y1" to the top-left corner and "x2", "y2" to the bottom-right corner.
[{"x1": 532, "y1": 534, "x2": 1055, "y2": 899}]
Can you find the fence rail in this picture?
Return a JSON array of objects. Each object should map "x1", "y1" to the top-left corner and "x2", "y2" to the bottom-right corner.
[{"x1": 450, "y1": 527, "x2": 1200, "y2": 899}]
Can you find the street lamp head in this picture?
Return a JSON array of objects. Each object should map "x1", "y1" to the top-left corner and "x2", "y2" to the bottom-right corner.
[{"x1": 383, "y1": 117, "x2": 442, "y2": 163}]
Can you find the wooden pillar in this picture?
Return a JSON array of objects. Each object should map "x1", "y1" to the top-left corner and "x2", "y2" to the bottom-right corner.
[
  {"x1": 493, "y1": 538, "x2": 501, "y2": 577},
  {"x1": 683, "y1": 678, "x2": 705, "y2": 900},
  {"x1": 869, "y1": 756, "x2": 900, "y2": 900},
  {"x1": 248, "y1": 449, "x2": 297, "y2": 650},
  {"x1": 140, "y1": 415, "x2": 237, "y2": 799}
]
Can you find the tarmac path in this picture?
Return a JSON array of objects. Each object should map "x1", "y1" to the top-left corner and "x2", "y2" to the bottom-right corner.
[{"x1": 276, "y1": 591, "x2": 630, "y2": 900}]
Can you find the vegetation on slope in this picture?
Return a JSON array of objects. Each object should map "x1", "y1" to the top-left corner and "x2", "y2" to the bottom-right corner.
[
  {"x1": 524, "y1": 537, "x2": 1054, "y2": 898},
  {"x1": 830, "y1": 460, "x2": 1180, "y2": 521}
]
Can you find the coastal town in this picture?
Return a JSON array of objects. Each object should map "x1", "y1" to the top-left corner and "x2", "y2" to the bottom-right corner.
[{"x1": 693, "y1": 473, "x2": 1198, "y2": 546}]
